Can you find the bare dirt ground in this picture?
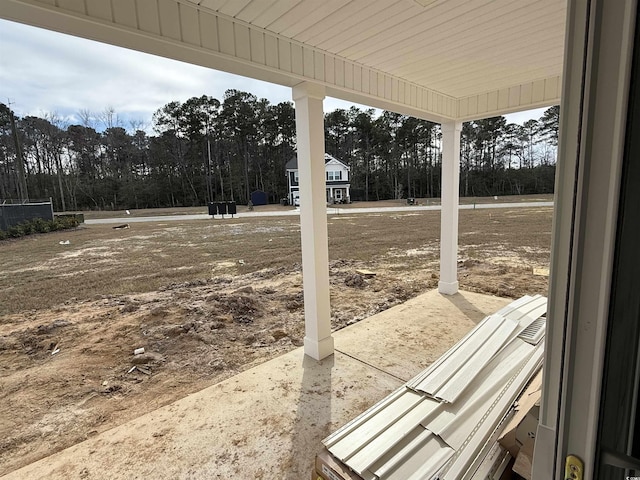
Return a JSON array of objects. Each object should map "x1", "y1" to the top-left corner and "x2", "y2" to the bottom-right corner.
[{"x1": 0, "y1": 204, "x2": 552, "y2": 475}]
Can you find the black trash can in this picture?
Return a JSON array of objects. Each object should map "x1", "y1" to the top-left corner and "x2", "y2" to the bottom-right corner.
[
  {"x1": 208, "y1": 202, "x2": 217, "y2": 216},
  {"x1": 217, "y1": 202, "x2": 228, "y2": 216},
  {"x1": 227, "y1": 202, "x2": 237, "y2": 216}
]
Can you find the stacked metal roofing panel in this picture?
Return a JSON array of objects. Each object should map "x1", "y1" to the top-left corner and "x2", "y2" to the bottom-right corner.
[{"x1": 323, "y1": 295, "x2": 547, "y2": 480}]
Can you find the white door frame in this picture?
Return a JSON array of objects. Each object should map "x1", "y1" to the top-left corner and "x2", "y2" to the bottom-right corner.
[{"x1": 533, "y1": 1, "x2": 637, "y2": 478}]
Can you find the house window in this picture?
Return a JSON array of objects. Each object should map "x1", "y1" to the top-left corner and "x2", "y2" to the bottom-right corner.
[
  {"x1": 326, "y1": 170, "x2": 342, "y2": 181},
  {"x1": 294, "y1": 171, "x2": 299, "y2": 183}
]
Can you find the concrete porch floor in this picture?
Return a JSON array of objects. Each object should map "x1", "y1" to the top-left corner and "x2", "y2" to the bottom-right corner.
[{"x1": 4, "y1": 290, "x2": 510, "y2": 480}]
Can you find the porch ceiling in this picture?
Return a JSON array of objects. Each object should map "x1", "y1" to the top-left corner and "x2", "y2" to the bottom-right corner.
[{"x1": 0, "y1": 0, "x2": 565, "y2": 121}]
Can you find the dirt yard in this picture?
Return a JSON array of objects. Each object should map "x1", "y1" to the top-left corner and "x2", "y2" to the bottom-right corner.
[{"x1": 0, "y1": 205, "x2": 552, "y2": 475}]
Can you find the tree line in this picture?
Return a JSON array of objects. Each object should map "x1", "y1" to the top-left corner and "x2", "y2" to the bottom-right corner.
[{"x1": 0, "y1": 91, "x2": 559, "y2": 211}]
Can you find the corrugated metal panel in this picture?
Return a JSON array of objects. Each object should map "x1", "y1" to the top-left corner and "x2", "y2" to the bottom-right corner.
[
  {"x1": 494, "y1": 294, "x2": 536, "y2": 315},
  {"x1": 345, "y1": 396, "x2": 440, "y2": 474},
  {"x1": 324, "y1": 296, "x2": 547, "y2": 480},
  {"x1": 503, "y1": 296, "x2": 547, "y2": 323},
  {"x1": 407, "y1": 294, "x2": 546, "y2": 402},
  {"x1": 323, "y1": 386, "x2": 408, "y2": 450},
  {"x1": 428, "y1": 342, "x2": 536, "y2": 450},
  {"x1": 442, "y1": 343, "x2": 544, "y2": 480},
  {"x1": 413, "y1": 315, "x2": 519, "y2": 403},
  {"x1": 327, "y1": 388, "x2": 426, "y2": 461},
  {"x1": 407, "y1": 316, "x2": 500, "y2": 391},
  {"x1": 405, "y1": 313, "x2": 497, "y2": 391},
  {"x1": 378, "y1": 432, "x2": 453, "y2": 480}
]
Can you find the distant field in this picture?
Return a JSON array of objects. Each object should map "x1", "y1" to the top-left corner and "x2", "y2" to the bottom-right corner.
[
  {"x1": 1, "y1": 205, "x2": 552, "y2": 316},
  {"x1": 75, "y1": 193, "x2": 554, "y2": 220},
  {"x1": 78, "y1": 203, "x2": 288, "y2": 219}
]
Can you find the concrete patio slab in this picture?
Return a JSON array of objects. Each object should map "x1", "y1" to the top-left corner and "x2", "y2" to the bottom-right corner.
[
  {"x1": 3, "y1": 290, "x2": 511, "y2": 479},
  {"x1": 334, "y1": 290, "x2": 510, "y2": 382}
]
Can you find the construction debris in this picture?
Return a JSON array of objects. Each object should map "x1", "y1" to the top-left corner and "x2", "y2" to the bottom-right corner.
[
  {"x1": 355, "y1": 269, "x2": 376, "y2": 278},
  {"x1": 344, "y1": 273, "x2": 364, "y2": 287},
  {"x1": 126, "y1": 365, "x2": 152, "y2": 376},
  {"x1": 533, "y1": 267, "x2": 549, "y2": 276},
  {"x1": 322, "y1": 295, "x2": 547, "y2": 480}
]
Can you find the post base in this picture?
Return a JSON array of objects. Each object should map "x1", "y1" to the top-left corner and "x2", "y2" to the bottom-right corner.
[
  {"x1": 438, "y1": 280, "x2": 459, "y2": 295},
  {"x1": 304, "y1": 335, "x2": 335, "y2": 360}
]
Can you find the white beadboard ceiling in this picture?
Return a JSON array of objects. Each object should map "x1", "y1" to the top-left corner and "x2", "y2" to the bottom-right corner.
[
  {"x1": 217, "y1": 0, "x2": 565, "y2": 98},
  {"x1": 0, "y1": 0, "x2": 566, "y2": 121}
]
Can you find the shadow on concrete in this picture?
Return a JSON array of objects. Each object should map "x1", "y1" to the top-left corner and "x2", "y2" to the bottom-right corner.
[
  {"x1": 286, "y1": 354, "x2": 334, "y2": 479},
  {"x1": 442, "y1": 291, "x2": 493, "y2": 324}
]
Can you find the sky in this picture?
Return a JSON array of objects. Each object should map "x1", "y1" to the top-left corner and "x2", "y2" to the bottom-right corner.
[{"x1": 0, "y1": 19, "x2": 546, "y2": 132}]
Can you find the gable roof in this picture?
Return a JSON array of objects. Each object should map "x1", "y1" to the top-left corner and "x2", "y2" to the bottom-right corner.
[
  {"x1": 285, "y1": 157, "x2": 298, "y2": 170},
  {"x1": 324, "y1": 154, "x2": 350, "y2": 169},
  {"x1": 286, "y1": 153, "x2": 349, "y2": 171}
]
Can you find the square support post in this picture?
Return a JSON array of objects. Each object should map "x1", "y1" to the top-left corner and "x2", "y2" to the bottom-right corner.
[
  {"x1": 292, "y1": 82, "x2": 334, "y2": 360},
  {"x1": 439, "y1": 121, "x2": 462, "y2": 295}
]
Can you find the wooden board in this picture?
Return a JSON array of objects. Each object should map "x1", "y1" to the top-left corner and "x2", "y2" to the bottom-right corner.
[
  {"x1": 355, "y1": 269, "x2": 376, "y2": 278},
  {"x1": 315, "y1": 449, "x2": 363, "y2": 480}
]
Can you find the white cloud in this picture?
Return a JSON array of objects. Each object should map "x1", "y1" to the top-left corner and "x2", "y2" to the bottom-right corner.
[
  {"x1": 504, "y1": 108, "x2": 550, "y2": 125},
  {"x1": 0, "y1": 19, "x2": 293, "y2": 128}
]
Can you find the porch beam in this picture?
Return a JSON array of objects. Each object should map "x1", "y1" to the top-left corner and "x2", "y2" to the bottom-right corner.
[
  {"x1": 439, "y1": 121, "x2": 462, "y2": 295},
  {"x1": 293, "y1": 82, "x2": 334, "y2": 361}
]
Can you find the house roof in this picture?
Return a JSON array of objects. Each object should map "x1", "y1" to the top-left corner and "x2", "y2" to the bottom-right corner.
[
  {"x1": 286, "y1": 153, "x2": 349, "y2": 170},
  {"x1": 0, "y1": 0, "x2": 565, "y2": 122}
]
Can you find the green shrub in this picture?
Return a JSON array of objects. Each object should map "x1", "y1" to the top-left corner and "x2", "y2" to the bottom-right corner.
[
  {"x1": 0, "y1": 216, "x2": 78, "y2": 241},
  {"x1": 19, "y1": 221, "x2": 36, "y2": 235},
  {"x1": 7, "y1": 225, "x2": 25, "y2": 238},
  {"x1": 32, "y1": 218, "x2": 51, "y2": 233},
  {"x1": 56, "y1": 216, "x2": 79, "y2": 229}
]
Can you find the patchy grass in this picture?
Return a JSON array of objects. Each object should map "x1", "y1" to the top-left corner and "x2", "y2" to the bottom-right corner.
[
  {"x1": 0, "y1": 207, "x2": 553, "y2": 316},
  {"x1": 0, "y1": 219, "x2": 298, "y2": 315}
]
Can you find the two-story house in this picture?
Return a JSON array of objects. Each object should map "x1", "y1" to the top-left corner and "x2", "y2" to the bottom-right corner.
[{"x1": 285, "y1": 153, "x2": 351, "y2": 205}]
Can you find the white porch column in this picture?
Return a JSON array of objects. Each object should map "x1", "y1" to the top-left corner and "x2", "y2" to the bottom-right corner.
[
  {"x1": 292, "y1": 82, "x2": 334, "y2": 360},
  {"x1": 439, "y1": 121, "x2": 462, "y2": 295}
]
